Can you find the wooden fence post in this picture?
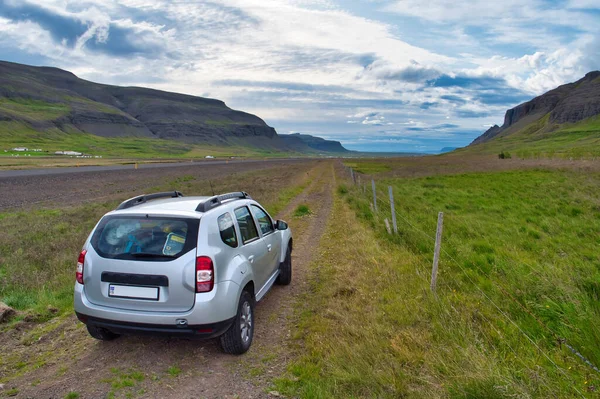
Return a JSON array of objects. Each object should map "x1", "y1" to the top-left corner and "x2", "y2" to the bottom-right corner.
[
  {"x1": 350, "y1": 168, "x2": 355, "y2": 183},
  {"x1": 372, "y1": 179, "x2": 378, "y2": 212},
  {"x1": 389, "y1": 186, "x2": 397, "y2": 234},
  {"x1": 384, "y1": 219, "x2": 392, "y2": 234},
  {"x1": 430, "y1": 212, "x2": 444, "y2": 292}
]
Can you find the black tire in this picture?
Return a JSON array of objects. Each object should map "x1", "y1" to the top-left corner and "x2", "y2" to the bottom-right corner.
[
  {"x1": 219, "y1": 290, "x2": 255, "y2": 355},
  {"x1": 276, "y1": 244, "x2": 292, "y2": 285},
  {"x1": 86, "y1": 325, "x2": 120, "y2": 341}
]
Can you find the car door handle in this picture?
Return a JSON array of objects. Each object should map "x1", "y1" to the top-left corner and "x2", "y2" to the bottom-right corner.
[
  {"x1": 248, "y1": 255, "x2": 254, "y2": 264},
  {"x1": 267, "y1": 244, "x2": 272, "y2": 252}
]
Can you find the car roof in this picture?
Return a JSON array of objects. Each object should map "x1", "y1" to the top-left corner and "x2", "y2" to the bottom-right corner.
[{"x1": 108, "y1": 196, "x2": 254, "y2": 218}]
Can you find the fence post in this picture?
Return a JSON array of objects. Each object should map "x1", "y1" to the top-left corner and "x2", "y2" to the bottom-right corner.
[
  {"x1": 389, "y1": 186, "x2": 397, "y2": 234},
  {"x1": 384, "y1": 219, "x2": 392, "y2": 234},
  {"x1": 357, "y1": 175, "x2": 361, "y2": 188},
  {"x1": 430, "y1": 212, "x2": 444, "y2": 293},
  {"x1": 350, "y1": 168, "x2": 354, "y2": 183},
  {"x1": 372, "y1": 179, "x2": 378, "y2": 212}
]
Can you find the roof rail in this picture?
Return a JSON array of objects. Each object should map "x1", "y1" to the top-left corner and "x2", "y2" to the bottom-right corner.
[
  {"x1": 195, "y1": 191, "x2": 251, "y2": 213},
  {"x1": 116, "y1": 191, "x2": 184, "y2": 210}
]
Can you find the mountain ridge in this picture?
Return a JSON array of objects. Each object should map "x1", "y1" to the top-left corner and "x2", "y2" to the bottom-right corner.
[
  {"x1": 471, "y1": 71, "x2": 600, "y2": 146},
  {"x1": 0, "y1": 60, "x2": 290, "y2": 150},
  {"x1": 279, "y1": 133, "x2": 349, "y2": 153}
]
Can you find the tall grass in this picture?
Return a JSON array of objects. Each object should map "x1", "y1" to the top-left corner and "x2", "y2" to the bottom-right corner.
[{"x1": 275, "y1": 165, "x2": 599, "y2": 397}]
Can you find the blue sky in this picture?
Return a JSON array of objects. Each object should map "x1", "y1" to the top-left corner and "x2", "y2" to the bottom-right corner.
[{"x1": 0, "y1": 0, "x2": 599, "y2": 152}]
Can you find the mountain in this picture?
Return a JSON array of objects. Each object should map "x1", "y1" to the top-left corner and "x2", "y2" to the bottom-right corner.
[
  {"x1": 469, "y1": 71, "x2": 600, "y2": 152},
  {"x1": 279, "y1": 133, "x2": 349, "y2": 153},
  {"x1": 0, "y1": 60, "x2": 294, "y2": 151}
]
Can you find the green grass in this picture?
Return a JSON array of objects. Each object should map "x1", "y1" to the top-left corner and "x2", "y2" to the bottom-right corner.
[
  {"x1": 0, "y1": 98, "x2": 70, "y2": 121},
  {"x1": 0, "y1": 205, "x2": 111, "y2": 321},
  {"x1": 343, "y1": 161, "x2": 391, "y2": 174},
  {"x1": 275, "y1": 166, "x2": 600, "y2": 398},
  {"x1": 293, "y1": 204, "x2": 312, "y2": 218},
  {"x1": 64, "y1": 391, "x2": 80, "y2": 399},
  {"x1": 101, "y1": 367, "x2": 145, "y2": 398},
  {"x1": 167, "y1": 366, "x2": 181, "y2": 377}
]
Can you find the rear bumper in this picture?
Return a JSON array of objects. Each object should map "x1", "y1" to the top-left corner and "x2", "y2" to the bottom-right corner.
[
  {"x1": 74, "y1": 280, "x2": 240, "y2": 325},
  {"x1": 77, "y1": 313, "x2": 234, "y2": 339}
]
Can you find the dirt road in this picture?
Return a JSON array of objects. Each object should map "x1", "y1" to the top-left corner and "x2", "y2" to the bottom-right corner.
[{"x1": 0, "y1": 162, "x2": 335, "y2": 399}]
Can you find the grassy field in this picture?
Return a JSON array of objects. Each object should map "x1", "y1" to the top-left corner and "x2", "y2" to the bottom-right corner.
[
  {"x1": 274, "y1": 160, "x2": 600, "y2": 398},
  {"x1": 0, "y1": 163, "x2": 318, "y2": 326}
]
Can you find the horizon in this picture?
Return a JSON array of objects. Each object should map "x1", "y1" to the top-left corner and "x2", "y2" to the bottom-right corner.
[{"x1": 0, "y1": 1, "x2": 599, "y2": 152}]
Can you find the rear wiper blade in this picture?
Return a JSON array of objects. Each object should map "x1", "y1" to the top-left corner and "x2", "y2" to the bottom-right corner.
[{"x1": 129, "y1": 253, "x2": 177, "y2": 259}]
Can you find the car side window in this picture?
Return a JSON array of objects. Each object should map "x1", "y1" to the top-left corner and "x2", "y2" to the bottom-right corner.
[
  {"x1": 251, "y1": 205, "x2": 274, "y2": 236},
  {"x1": 218, "y1": 212, "x2": 238, "y2": 248},
  {"x1": 234, "y1": 206, "x2": 259, "y2": 244}
]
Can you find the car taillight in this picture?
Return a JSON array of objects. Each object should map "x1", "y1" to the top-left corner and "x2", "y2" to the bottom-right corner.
[
  {"x1": 196, "y1": 256, "x2": 214, "y2": 293},
  {"x1": 76, "y1": 249, "x2": 87, "y2": 285}
]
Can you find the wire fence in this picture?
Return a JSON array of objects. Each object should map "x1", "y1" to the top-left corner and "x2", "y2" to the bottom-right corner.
[{"x1": 341, "y1": 164, "x2": 598, "y2": 397}]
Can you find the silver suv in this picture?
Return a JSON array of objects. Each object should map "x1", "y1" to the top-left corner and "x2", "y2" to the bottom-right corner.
[{"x1": 74, "y1": 191, "x2": 292, "y2": 354}]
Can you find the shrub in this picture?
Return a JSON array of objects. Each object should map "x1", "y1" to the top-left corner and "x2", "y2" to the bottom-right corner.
[
  {"x1": 498, "y1": 151, "x2": 512, "y2": 159},
  {"x1": 337, "y1": 184, "x2": 348, "y2": 195}
]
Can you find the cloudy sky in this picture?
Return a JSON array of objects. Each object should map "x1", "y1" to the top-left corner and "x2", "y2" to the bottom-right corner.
[{"x1": 0, "y1": 0, "x2": 599, "y2": 152}]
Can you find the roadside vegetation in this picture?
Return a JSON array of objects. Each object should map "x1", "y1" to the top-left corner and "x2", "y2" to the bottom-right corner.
[{"x1": 275, "y1": 161, "x2": 600, "y2": 398}]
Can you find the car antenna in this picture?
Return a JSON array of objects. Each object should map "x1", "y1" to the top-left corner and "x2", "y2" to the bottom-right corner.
[{"x1": 209, "y1": 180, "x2": 215, "y2": 196}]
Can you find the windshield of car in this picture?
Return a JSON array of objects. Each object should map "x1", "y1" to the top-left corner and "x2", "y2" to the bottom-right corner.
[{"x1": 91, "y1": 215, "x2": 199, "y2": 261}]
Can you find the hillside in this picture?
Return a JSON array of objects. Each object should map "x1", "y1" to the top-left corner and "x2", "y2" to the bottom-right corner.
[
  {"x1": 468, "y1": 71, "x2": 600, "y2": 157},
  {"x1": 0, "y1": 60, "x2": 317, "y2": 155},
  {"x1": 279, "y1": 133, "x2": 349, "y2": 153}
]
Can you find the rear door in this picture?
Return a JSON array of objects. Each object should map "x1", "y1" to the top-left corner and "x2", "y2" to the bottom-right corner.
[
  {"x1": 234, "y1": 206, "x2": 270, "y2": 289},
  {"x1": 84, "y1": 215, "x2": 199, "y2": 312},
  {"x1": 250, "y1": 204, "x2": 281, "y2": 278}
]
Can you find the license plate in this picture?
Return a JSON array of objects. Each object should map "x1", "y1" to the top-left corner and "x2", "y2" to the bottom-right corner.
[{"x1": 109, "y1": 284, "x2": 159, "y2": 300}]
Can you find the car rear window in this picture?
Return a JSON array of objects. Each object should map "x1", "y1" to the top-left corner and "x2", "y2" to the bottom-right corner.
[{"x1": 91, "y1": 216, "x2": 199, "y2": 261}]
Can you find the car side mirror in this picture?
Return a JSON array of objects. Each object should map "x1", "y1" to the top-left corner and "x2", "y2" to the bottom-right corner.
[{"x1": 275, "y1": 220, "x2": 288, "y2": 230}]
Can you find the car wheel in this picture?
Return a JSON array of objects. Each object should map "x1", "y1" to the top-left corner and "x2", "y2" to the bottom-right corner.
[
  {"x1": 219, "y1": 290, "x2": 254, "y2": 355},
  {"x1": 86, "y1": 325, "x2": 121, "y2": 341},
  {"x1": 276, "y1": 244, "x2": 292, "y2": 285}
]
